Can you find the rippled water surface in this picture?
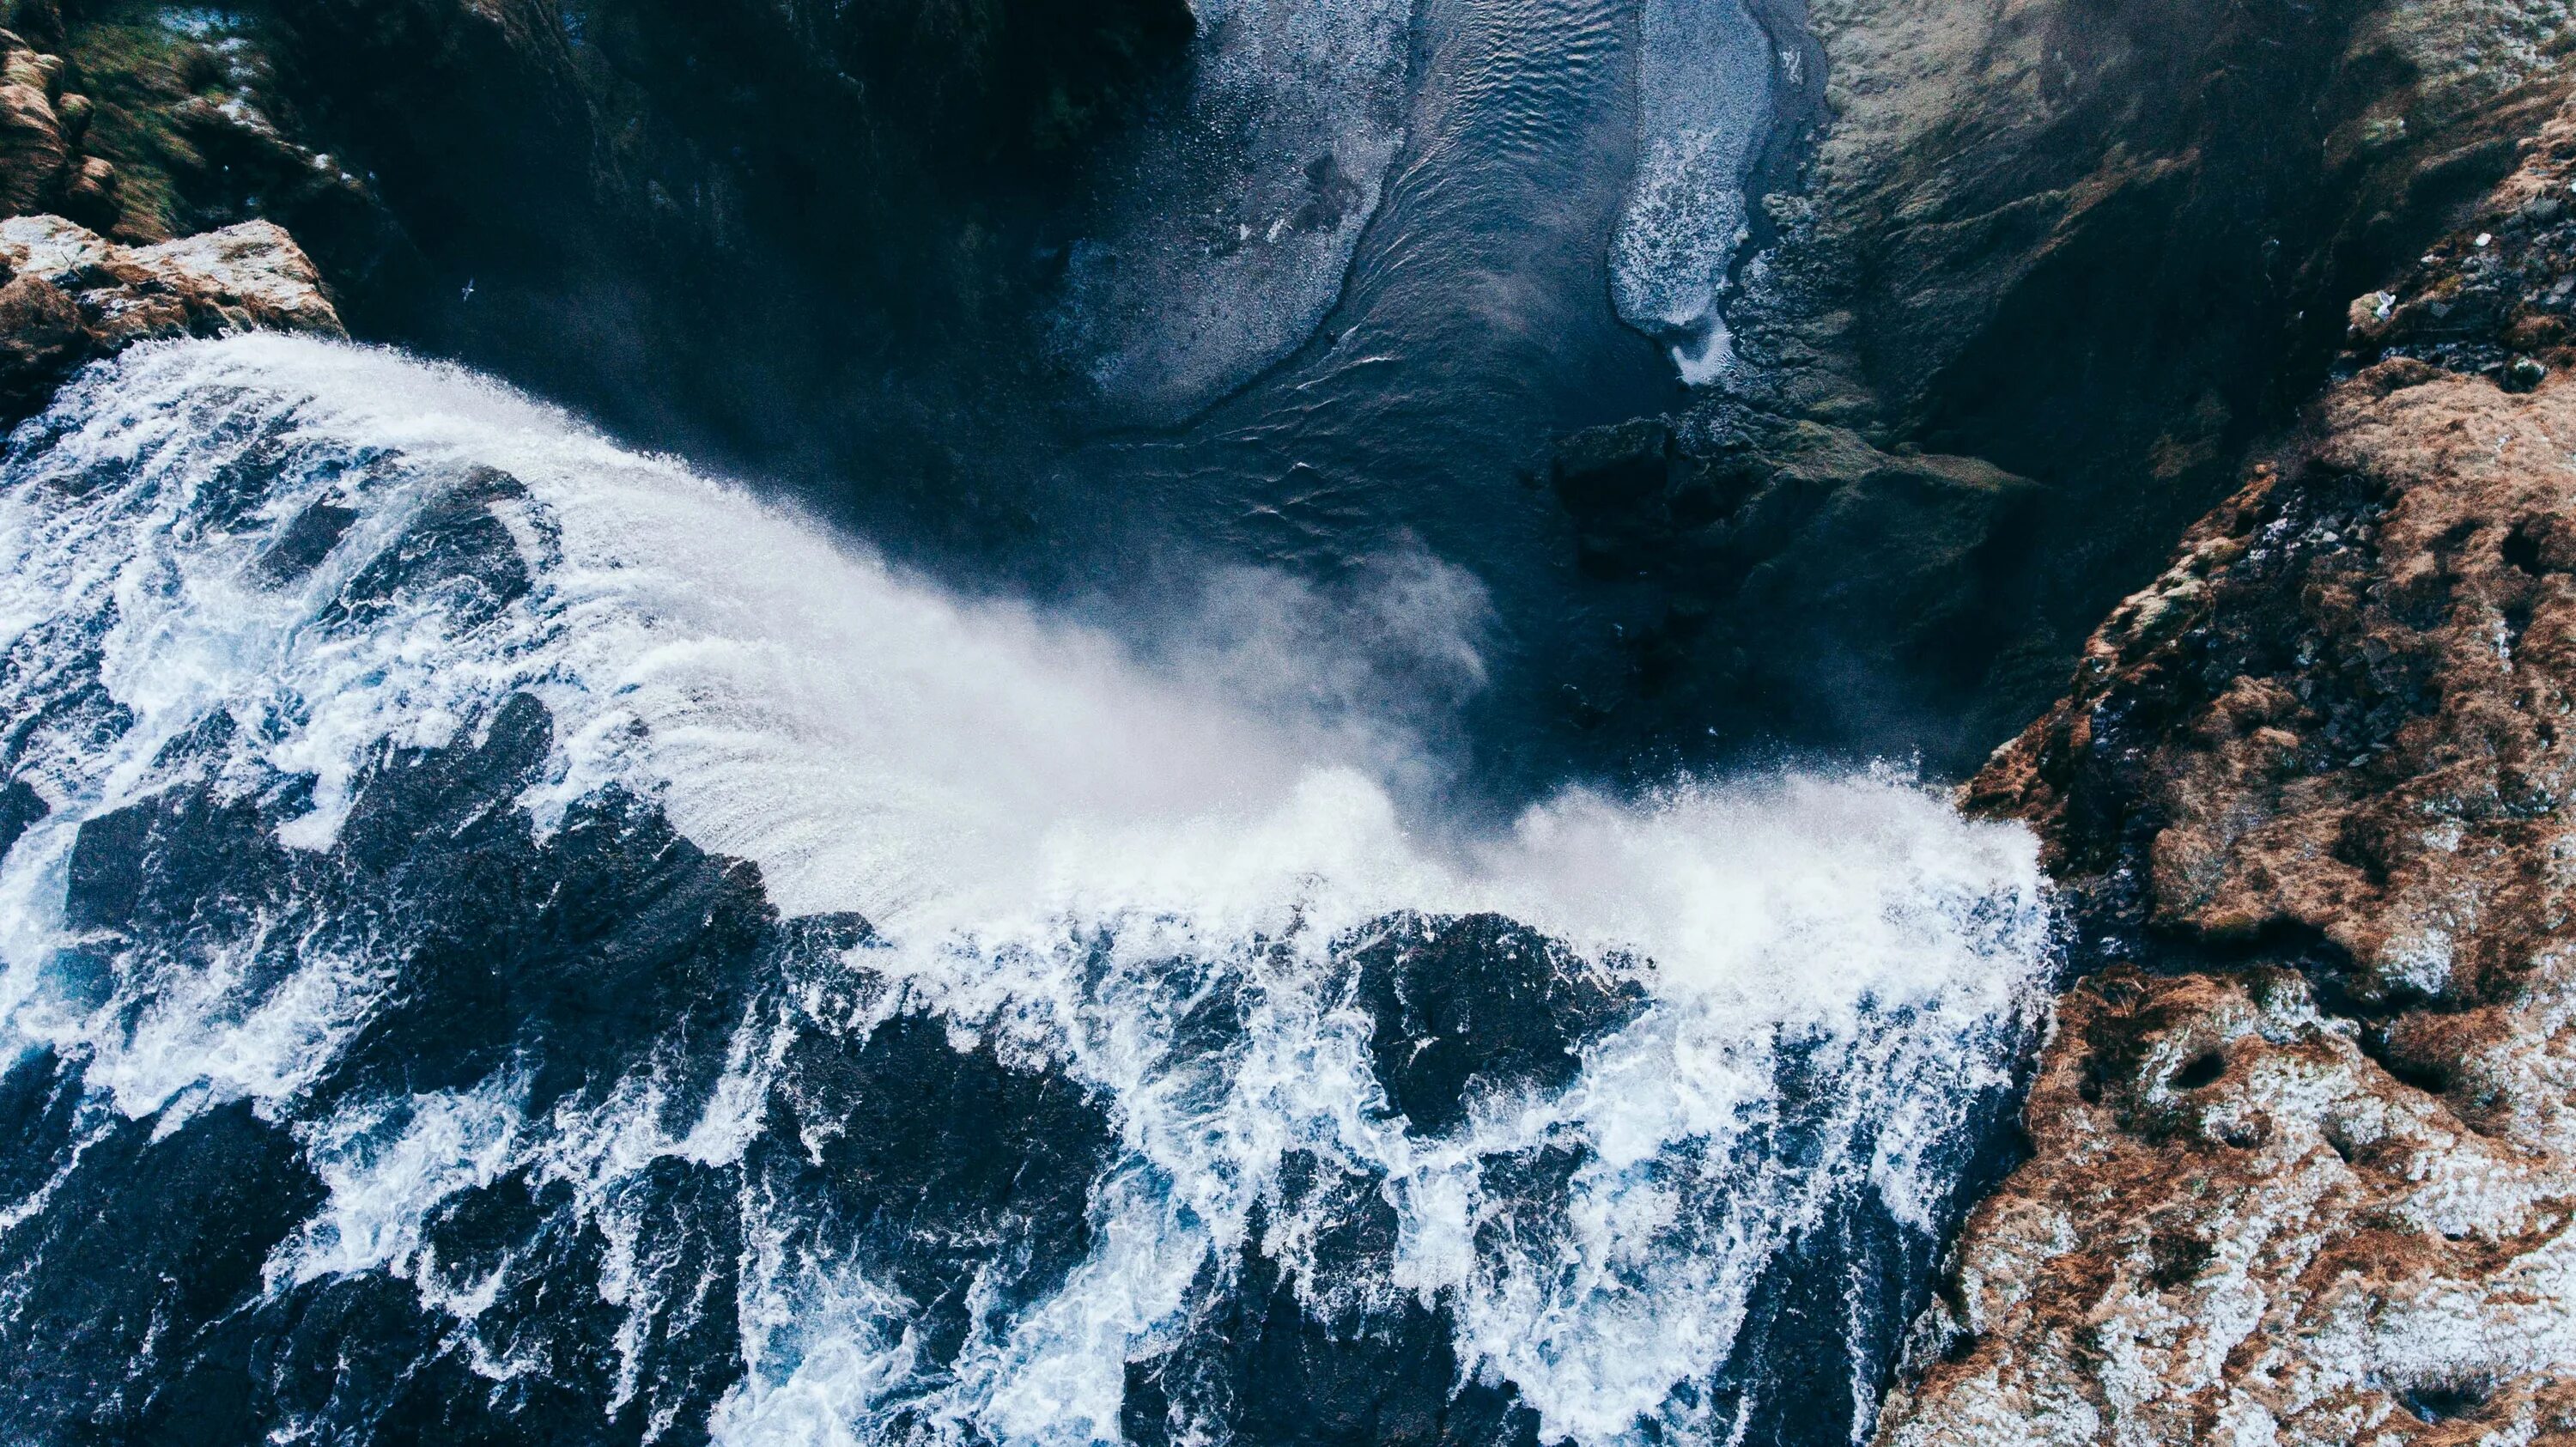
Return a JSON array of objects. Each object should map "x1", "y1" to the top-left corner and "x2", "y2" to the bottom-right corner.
[{"x1": 1033, "y1": 0, "x2": 1789, "y2": 772}]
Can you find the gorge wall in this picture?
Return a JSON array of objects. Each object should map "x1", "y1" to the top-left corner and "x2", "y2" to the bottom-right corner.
[
  {"x1": 1550, "y1": 0, "x2": 2576, "y2": 772},
  {"x1": 0, "y1": 0, "x2": 1199, "y2": 553},
  {"x1": 1874, "y1": 103, "x2": 2576, "y2": 1442}
]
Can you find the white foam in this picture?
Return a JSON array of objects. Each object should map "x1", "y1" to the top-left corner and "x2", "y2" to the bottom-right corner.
[
  {"x1": 0, "y1": 337, "x2": 2054, "y2": 1447},
  {"x1": 1612, "y1": 0, "x2": 1776, "y2": 385}
]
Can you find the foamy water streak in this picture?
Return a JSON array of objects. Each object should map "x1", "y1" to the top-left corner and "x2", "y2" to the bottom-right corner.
[
  {"x1": 1612, "y1": 0, "x2": 1775, "y2": 384},
  {"x1": 0, "y1": 337, "x2": 2051, "y2": 1447}
]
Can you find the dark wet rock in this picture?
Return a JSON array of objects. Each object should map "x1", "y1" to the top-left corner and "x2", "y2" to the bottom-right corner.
[
  {"x1": 1552, "y1": 417, "x2": 1677, "y2": 517},
  {"x1": 758, "y1": 1012, "x2": 1115, "y2": 1369},
  {"x1": 0, "y1": 1098, "x2": 328, "y2": 1439},
  {"x1": 0, "y1": 1045, "x2": 78, "y2": 1209},
  {"x1": 257, "y1": 496, "x2": 361, "y2": 582},
  {"x1": 1125, "y1": 1170, "x2": 1542, "y2": 1447},
  {"x1": 4, "y1": 679, "x2": 874, "y2": 1440},
  {"x1": 64, "y1": 755, "x2": 292, "y2": 940},
  {"x1": 321, "y1": 465, "x2": 531, "y2": 629},
  {"x1": 326, "y1": 703, "x2": 775, "y2": 1117},
  {"x1": 1343, "y1": 912, "x2": 1646, "y2": 1135},
  {"x1": 1546, "y1": 407, "x2": 2045, "y2": 764}
]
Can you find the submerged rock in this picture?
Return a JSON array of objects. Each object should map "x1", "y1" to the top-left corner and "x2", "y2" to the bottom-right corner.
[{"x1": 1342, "y1": 912, "x2": 1647, "y2": 1135}]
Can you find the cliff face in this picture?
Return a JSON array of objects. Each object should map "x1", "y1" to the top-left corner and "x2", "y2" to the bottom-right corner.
[
  {"x1": 1753, "y1": 0, "x2": 2572, "y2": 736},
  {"x1": 239, "y1": 0, "x2": 1197, "y2": 538},
  {"x1": 0, "y1": 1, "x2": 1199, "y2": 562},
  {"x1": 1563, "y1": 0, "x2": 2576, "y2": 770},
  {"x1": 1875, "y1": 100, "x2": 2576, "y2": 1446}
]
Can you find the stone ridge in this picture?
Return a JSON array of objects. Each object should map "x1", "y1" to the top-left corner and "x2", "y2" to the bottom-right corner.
[
  {"x1": 1880, "y1": 97, "x2": 2576, "y2": 1447},
  {"x1": 0, "y1": 212, "x2": 342, "y2": 416}
]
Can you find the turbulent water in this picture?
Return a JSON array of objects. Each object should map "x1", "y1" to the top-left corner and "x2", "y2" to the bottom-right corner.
[{"x1": 0, "y1": 337, "x2": 2052, "y2": 1446}]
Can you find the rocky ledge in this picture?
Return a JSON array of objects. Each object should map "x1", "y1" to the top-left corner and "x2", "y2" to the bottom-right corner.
[
  {"x1": 1546, "y1": 0, "x2": 2576, "y2": 770},
  {"x1": 0, "y1": 212, "x2": 341, "y2": 416},
  {"x1": 1876, "y1": 98, "x2": 2576, "y2": 1447}
]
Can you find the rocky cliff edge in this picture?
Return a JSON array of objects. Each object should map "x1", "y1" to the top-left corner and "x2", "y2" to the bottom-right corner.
[{"x1": 1878, "y1": 94, "x2": 2576, "y2": 1447}]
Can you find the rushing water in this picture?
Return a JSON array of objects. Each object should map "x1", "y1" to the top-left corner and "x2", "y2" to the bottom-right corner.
[
  {"x1": 0, "y1": 338, "x2": 2050, "y2": 1445},
  {"x1": 0, "y1": 3, "x2": 2008, "y2": 1444}
]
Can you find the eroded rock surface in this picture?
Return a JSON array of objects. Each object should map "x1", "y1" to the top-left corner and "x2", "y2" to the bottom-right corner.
[
  {"x1": 0, "y1": 211, "x2": 341, "y2": 415},
  {"x1": 1880, "y1": 105, "x2": 2576, "y2": 1445},
  {"x1": 1879, "y1": 965, "x2": 2576, "y2": 1445}
]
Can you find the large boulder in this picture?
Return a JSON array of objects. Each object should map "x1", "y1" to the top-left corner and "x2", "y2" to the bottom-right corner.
[
  {"x1": 0, "y1": 212, "x2": 342, "y2": 417},
  {"x1": 1540, "y1": 409, "x2": 2042, "y2": 763}
]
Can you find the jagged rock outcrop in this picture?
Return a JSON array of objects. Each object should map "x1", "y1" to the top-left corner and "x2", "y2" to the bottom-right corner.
[
  {"x1": 2348, "y1": 93, "x2": 2576, "y2": 393},
  {"x1": 0, "y1": 5, "x2": 400, "y2": 296},
  {"x1": 1875, "y1": 100, "x2": 2576, "y2": 1446},
  {"x1": 0, "y1": 21, "x2": 118, "y2": 233},
  {"x1": 0, "y1": 212, "x2": 341, "y2": 415},
  {"x1": 1878, "y1": 963, "x2": 2576, "y2": 1445}
]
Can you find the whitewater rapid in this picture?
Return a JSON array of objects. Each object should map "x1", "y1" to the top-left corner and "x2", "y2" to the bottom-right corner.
[{"x1": 0, "y1": 338, "x2": 2050, "y2": 1447}]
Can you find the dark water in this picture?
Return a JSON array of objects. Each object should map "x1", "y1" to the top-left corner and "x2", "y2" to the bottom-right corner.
[
  {"x1": 994, "y1": 0, "x2": 1792, "y2": 795},
  {"x1": 1066, "y1": 0, "x2": 1680, "y2": 773}
]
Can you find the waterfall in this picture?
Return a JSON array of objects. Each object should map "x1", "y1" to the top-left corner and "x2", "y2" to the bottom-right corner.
[{"x1": 0, "y1": 337, "x2": 2050, "y2": 1447}]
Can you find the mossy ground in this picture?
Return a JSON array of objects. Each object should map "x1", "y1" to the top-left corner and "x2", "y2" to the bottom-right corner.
[{"x1": 27, "y1": 2, "x2": 289, "y2": 241}]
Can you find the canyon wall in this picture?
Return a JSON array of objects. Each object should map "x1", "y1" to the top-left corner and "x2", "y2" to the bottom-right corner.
[
  {"x1": 1871, "y1": 70, "x2": 2576, "y2": 1447},
  {"x1": 1560, "y1": 0, "x2": 2576, "y2": 769}
]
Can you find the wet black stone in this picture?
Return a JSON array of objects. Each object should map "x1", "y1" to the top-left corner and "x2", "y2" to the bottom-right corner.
[
  {"x1": 1344, "y1": 913, "x2": 1647, "y2": 1134},
  {"x1": 0, "y1": 774, "x2": 47, "y2": 856},
  {"x1": 3, "y1": 687, "x2": 842, "y2": 1443},
  {"x1": 64, "y1": 767, "x2": 293, "y2": 939},
  {"x1": 1551, "y1": 418, "x2": 1674, "y2": 513},
  {"x1": 0, "y1": 1047, "x2": 80, "y2": 1210},
  {"x1": 0, "y1": 1099, "x2": 326, "y2": 1441},
  {"x1": 1118, "y1": 1164, "x2": 1535, "y2": 1447},
  {"x1": 758, "y1": 1012, "x2": 1114, "y2": 1368},
  {"x1": 1124, "y1": 1183, "x2": 1542, "y2": 1447},
  {"x1": 322, "y1": 465, "x2": 532, "y2": 630},
  {"x1": 258, "y1": 497, "x2": 362, "y2": 582},
  {"x1": 309, "y1": 693, "x2": 780, "y2": 1116}
]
